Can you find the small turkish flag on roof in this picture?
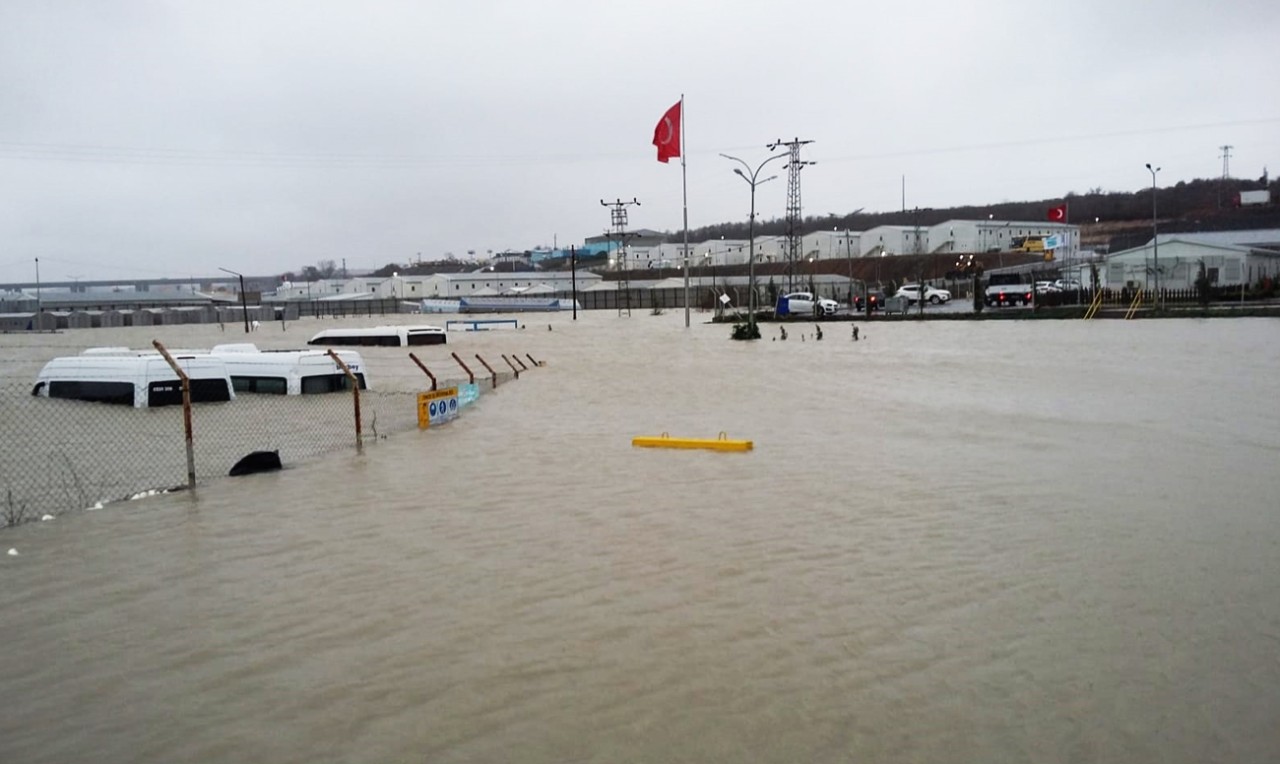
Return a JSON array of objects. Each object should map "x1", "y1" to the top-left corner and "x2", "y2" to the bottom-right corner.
[
  {"x1": 653, "y1": 101, "x2": 681, "y2": 163},
  {"x1": 1047, "y1": 204, "x2": 1067, "y2": 222}
]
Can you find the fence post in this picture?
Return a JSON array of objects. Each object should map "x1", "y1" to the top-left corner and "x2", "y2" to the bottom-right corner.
[
  {"x1": 451, "y1": 352, "x2": 475, "y2": 385},
  {"x1": 152, "y1": 340, "x2": 196, "y2": 490},
  {"x1": 407, "y1": 352, "x2": 438, "y2": 391},
  {"x1": 474, "y1": 354, "x2": 498, "y2": 389},
  {"x1": 326, "y1": 350, "x2": 362, "y2": 450},
  {"x1": 500, "y1": 354, "x2": 520, "y2": 379}
]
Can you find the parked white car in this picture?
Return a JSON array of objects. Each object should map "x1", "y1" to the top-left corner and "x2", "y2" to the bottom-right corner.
[
  {"x1": 894, "y1": 284, "x2": 952, "y2": 305},
  {"x1": 779, "y1": 291, "x2": 839, "y2": 316}
]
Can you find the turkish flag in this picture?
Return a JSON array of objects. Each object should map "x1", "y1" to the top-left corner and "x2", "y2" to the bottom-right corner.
[
  {"x1": 1047, "y1": 204, "x2": 1067, "y2": 222},
  {"x1": 653, "y1": 101, "x2": 681, "y2": 163}
]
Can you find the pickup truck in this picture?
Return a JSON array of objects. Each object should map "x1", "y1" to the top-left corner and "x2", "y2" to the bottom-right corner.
[
  {"x1": 985, "y1": 273, "x2": 1034, "y2": 307},
  {"x1": 854, "y1": 289, "x2": 887, "y2": 312}
]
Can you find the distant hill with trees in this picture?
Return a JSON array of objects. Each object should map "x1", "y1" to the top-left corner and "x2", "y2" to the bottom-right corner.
[
  {"x1": 289, "y1": 175, "x2": 1278, "y2": 279},
  {"x1": 678, "y1": 175, "x2": 1280, "y2": 254}
]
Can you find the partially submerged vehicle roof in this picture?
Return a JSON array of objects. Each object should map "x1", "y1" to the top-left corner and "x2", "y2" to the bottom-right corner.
[
  {"x1": 306, "y1": 324, "x2": 446, "y2": 347},
  {"x1": 35, "y1": 353, "x2": 235, "y2": 407}
]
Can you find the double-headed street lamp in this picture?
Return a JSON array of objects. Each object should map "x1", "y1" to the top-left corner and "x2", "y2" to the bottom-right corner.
[
  {"x1": 720, "y1": 151, "x2": 787, "y2": 334},
  {"x1": 1145, "y1": 163, "x2": 1161, "y2": 309}
]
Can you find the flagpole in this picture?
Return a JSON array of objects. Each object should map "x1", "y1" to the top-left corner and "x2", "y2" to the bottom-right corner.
[
  {"x1": 681, "y1": 94, "x2": 690, "y2": 329},
  {"x1": 1064, "y1": 201, "x2": 1072, "y2": 285}
]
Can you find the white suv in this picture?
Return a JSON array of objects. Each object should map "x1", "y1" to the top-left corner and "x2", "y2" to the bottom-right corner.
[
  {"x1": 895, "y1": 284, "x2": 952, "y2": 305},
  {"x1": 779, "y1": 292, "x2": 839, "y2": 316}
]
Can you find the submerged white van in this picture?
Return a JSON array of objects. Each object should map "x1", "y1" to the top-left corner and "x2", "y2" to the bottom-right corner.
[
  {"x1": 306, "y1": 324, "x2": 445, "y2": 347},
  {"x1": 209, "y1": 344, "x2": 368, "y2": 395},
  {"x1": 32, "y1": 354, "x2": 236, "y2": 408}
]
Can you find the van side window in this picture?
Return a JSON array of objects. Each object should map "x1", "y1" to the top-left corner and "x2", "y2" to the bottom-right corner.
[
  {"x1": 49, "y1": 380, "x2": 134, "y2": 405},
  {"x1": 299, "y1": 373, "x2": 364, "y2": 394},
  {"x1": 147, "y1": 378, "x2": 232, "y2": 407},
  {"x1": 232, "y1": 376, "x2": 288, "y2": 395}
]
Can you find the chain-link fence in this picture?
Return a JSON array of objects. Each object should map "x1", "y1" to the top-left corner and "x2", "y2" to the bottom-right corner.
[{"x1": 1, "y1": 355, "x2": 525, "y2": 529}]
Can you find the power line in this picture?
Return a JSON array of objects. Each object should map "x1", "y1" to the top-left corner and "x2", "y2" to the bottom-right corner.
[
  {"x1": 819, "y1": 118, "x2": 1280, "y2": 165},
  {"x1": 1, "y1": 118, "x2": 1276, "y2": 170}
]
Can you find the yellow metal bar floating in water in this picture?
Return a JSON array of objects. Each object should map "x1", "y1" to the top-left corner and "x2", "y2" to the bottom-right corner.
[{"x1": 631, "y1": 431, "x2": 753, "y2": 452}]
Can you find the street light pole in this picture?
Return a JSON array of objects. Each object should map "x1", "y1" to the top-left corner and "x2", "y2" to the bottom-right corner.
[
  {"x1": 711, "y1": 255, "x2": 719, "y2": 318},
  {"x1": 845, "y1": 229, "x2": 854, "y2": 310},
  {"x1": 720, "y1": 151, "x2": 786, "y2": 336},
  {"x1": 218, "y1": 267, "x2": 251, "y2": 333},
  {"x1": 34, "y1": 257, "x2": 42, "y2": 330},
  {"x1": 570, "y1": 245, "x2": 578, "y2": 321},
  {"x1": 1145, "y1": 163, "x2": 1161, "y2": 310}
]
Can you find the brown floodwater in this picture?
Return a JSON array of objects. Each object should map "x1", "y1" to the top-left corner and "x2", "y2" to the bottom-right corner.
[{"x1": 2, "y1": 312, "x2": 1278, "y2": 763}]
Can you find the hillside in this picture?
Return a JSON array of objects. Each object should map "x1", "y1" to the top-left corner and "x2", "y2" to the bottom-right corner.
[{"x1": 679, "y1": 176, "x2": 1280, "y2": 253}]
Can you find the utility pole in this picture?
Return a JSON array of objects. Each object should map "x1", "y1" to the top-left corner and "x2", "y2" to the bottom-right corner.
[
  {"x1": 218, "y1": 267, "x2": 251, "y2": 333},
  {"x1": 844, "y1": 229, "x2": 854, "y2": 311},
  {"x1": 767, "y1": 137, "x2": 815, "y2": 293},
  {"x1": 601, "y1": 198, "x2": 640, "y2": 316},
  {"x1": 1146, "y1": 163, "x2": 1162, "y2": 310},
  {"x1": 1219, "y1": 144, "x2": 1233, "y2": 209},
  {"x1": 570, "y1": 246, "x2": 578, "y2": 321},
  {"x1": 914, "y1": 207, "x2": 925, "y2": 318},
  {"x1": 34, "y1": 257, "x2": 42, "y2": 329}
]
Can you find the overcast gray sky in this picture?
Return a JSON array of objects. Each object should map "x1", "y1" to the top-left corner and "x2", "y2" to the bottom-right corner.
[{"x1": 2, "y1": 0, "x2": 1277, "y2": 283}]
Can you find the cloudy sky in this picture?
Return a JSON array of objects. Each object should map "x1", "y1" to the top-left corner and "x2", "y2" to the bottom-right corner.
[{"x1": 1, "y1": 0, "x2": 1276, "y2": 283}]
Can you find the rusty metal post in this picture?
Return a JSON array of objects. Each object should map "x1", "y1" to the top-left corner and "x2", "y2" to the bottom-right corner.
[
  {"x1": 451, "y1": 352, "x2": 475, "y2": 385},
  {"x1": 474, "y1": 354, "x2": 498, "y2": 389},
  {"x1": 153, "y1": 340, "x2": 196, "y2": 490},
  {"x1": 526, "y1": 353, "x2": 544, "y2": 368},
  {"x1": 326, "y1": 349, "x2": 362, "y2": 449},
  {"x1": 408, "y1": 352, "x2": 438, "y2": 391},
  {"x1": 512, "y1": 354, "x2": 528, "y2": 371},
  {"x1": 500, "y1": 354, "x2": 520, "y2": 379}
]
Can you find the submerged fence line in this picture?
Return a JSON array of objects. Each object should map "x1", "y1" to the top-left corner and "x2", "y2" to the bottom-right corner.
[{"x1": 0, "y1": 349, "x2": 543, "y2": 529}]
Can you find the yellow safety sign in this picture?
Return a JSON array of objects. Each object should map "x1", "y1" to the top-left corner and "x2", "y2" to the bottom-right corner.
[{"x1": 417, "y1": 387, "x2": 459, "y2": 429}]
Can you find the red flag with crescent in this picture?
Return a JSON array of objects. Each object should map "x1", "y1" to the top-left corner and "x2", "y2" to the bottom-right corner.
[
  {"x1": 652, "y1": 101, "x2": 681, "y2": 163},
  {"x1": 1047, "y1": 204, "x2": 1067, "y2": 222}
]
